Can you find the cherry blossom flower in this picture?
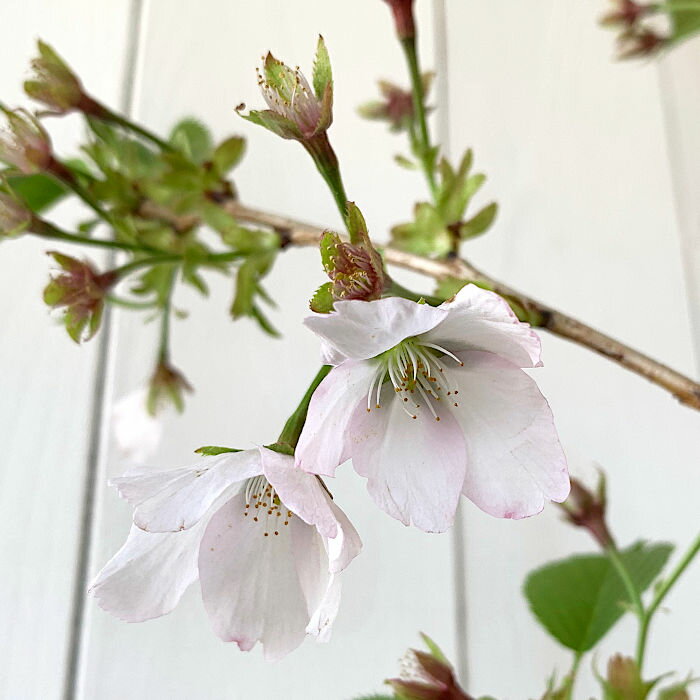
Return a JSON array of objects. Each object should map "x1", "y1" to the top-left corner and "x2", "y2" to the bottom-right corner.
[
  {"x1": 296, "y1": 284, "x2": 569, "y2": 532},
  {"x1": 90, "y1": 447, "x2": 361, "y2": 660}
]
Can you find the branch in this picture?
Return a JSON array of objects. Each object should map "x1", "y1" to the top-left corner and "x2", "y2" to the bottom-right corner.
[{"x1": 225, "y1": 201, "x2": 700, "y2": 411}]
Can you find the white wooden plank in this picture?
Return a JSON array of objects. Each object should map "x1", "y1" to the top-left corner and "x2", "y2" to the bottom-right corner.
[
  {"x1": 0, "y1": 3, "x2": 133, "y2": 699},
  {"x1": 79, "y1": 2, "x2": 463, "y2": 699},
  {"x1": 443, "y1": 1, "x2": 700, "y2": 697}
]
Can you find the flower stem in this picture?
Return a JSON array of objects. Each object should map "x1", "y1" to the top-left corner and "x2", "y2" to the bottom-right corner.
[
  {"x1": 275, "y1": 365, "x2": 332, "y2": 451},
  {"x1": 400, "y1": 36, "x2": 438, "y2": 198},
  {"x1": 564, "y1": 652, "x2": 583, "y2": 700},
  {"x1": 605, "y1": 543, "x2": 646, "y2": 620},
  {"x1": 32, "y1": 220, "x2": 150, "y2": 253},
  {"x1": 90, "y1": 102, "x2": 175, "y2": 153},
  {"x1": 635, "y1": 531, "x2": 700, "y2": 668},
  {"x1": 158, "y1": 267, "x2": 178, "y2": 362}
]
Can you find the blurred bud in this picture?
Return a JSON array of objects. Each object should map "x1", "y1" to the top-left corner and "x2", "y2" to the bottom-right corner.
[
  {"x1": 560, "y1": 472, "x2": 615, "y2": 548},
  {"x1": 388, "y1": 639, "x2": 472, "y2": 700},
  {"x1": 24, "y1": 41, "x2": 86, "y2": 115},
  {"x1": 616, "y1": 28, "x2": 667, "y2": 59},
  {"x1": 359, "y1": 75, "x2": 433, "y2": 132},
  {"x1": 0, "y1": 108, "x2": 53, "y2": 174},
  {"x1": 599, "y1": 655, "x2": 660, "y2": 699},
  {"x1": 0, "y1": 191, "x2": 32, "y2": 237},
  {"x1": 238, "y1": 36, "x2": 333, "y2": 143},
  {"x1": 600, "y1": 0, "x2": 653, "y2": 28},
  {"x1": 147, "y1": 360, "x2": 192, "y2": 415},
  {"x1": 383, "y1": 0, "x2": 416, "y2": 39},
  {"x1": 43, "y1": 252, "x2": 116, "y2": 343}
]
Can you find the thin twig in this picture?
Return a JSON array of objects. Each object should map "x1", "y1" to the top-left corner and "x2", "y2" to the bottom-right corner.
[{"x1": 224, "y1": 200, "x2": 700, "y2": 411}]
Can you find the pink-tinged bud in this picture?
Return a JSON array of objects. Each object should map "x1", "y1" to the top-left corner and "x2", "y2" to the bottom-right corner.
[
  {"x1": 359, "y1": 76, "x2": 432, "y2": 132},
  {"x1": 616, "y1": 28, "x2": 667, "y2": 59},
  {"x1": 388, "y1": 647, "x2": 473, "y2": 700},
  {"x1": 0, "y1": 192, "x2": 32, "y2": 237},
  {"x1": 600, "y1": 0, "x2": 653, "y2": 28},
  {"x1": 0, "y1": 108, "x2": 53, "y2": 174},
  {"x1": 43, "y1": 252, "x2": 116, "y2": 343},
  {"x1": 383, "y1": 0, "x2": 416, "y2": 39},
  {"x1": 560, "y1": 473, "x2": 615, "y2": 548},
  {"x1": 24, "y1": 41, "x2": 84, "y2": 115},
  {"x1": 147, "y1": 360, "x2": 192, "y2": 415}
]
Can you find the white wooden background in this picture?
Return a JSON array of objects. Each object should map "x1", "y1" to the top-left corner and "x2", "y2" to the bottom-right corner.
[{"x1": 1, "y1": 2, "x2": 698, "y2": 699}]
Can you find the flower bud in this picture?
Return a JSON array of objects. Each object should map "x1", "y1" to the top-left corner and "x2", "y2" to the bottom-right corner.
[
  {"x1": 388, "y1": 643, "x2": 472, "y2": 700},
  {"x1": 600, "y1": 0, "x2": 652, "y2": 28},
  {"x1": 24, "y1": 41, "x2": 85, "y2": 114},
  {"x1": 43, "y1": 252, "x2": 116, "y2": 343},
  {"x1": 359, "y1": 76, "x2": 432, "y2": 132},
  {"x1": 559, "y1": 472, "x2": 615, "y2": 548},
  {"x1": 383, "y1": 0, "x2": 416, "y2": 39},
  {"x1": 0, "y1": 192, "x2": 32, "y2": 237},
  {"x1": 601, "y1": 655, "x2": 655, "y2": 698},
  {"x1": 616, "y1": 28, "x2": 667, "y2": 59},
  {"x1": 147, "y1": 360, "x2": 192, "y2": 415},
  {"x1": 0, "y1": 108, "x2": 53, "y2": 174}
]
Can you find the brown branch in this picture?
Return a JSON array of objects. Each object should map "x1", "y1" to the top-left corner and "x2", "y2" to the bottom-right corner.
[{"x1": 225, "y1": 201, "x2": 700, "y2": 411}]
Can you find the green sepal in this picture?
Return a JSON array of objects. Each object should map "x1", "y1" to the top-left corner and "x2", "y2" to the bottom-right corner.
[
  {"x1": 346, "y1": 201, "x2": 368, "y2": 243},
  {"x1": 419, "y1": 632, "x2": 449, "y2": 665},
  {"x1": 312, "y1": 36, "x2": 333, "y2": 100},
  {"x1": 194, "y1": 445, "x2": 242, "y2": 456},
  {"x1": 169, "y1": 118, "x2": 213, "y2": 164},
  {"x1": 524, "y1": 541, "x2": 673, "y2": 653},
  {"x1": 319, "y1": 231, "x2": 341, "y2": 271},
  {"x1": 212, "y1": 136, "x2": 246, "y2": 175},
  {"x1": 237, "y1": 108, "x2": 301, "y2": 141},
  {"x1": 263, "y1": 52, "x2": 298, "y2": 101},
  {"x1": 310, "y1": 282, "x2": 335, "y2": 313},
  {"x1": 459, "y1": 202, "x2": 498, "y2": 240}
]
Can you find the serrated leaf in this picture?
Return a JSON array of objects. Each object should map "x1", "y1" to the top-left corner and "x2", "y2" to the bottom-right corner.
[
  {"x1": 460, "y1": 202, "x2": 498, "y2": 240},
  {"x1": 169, "y1": 118, "x2": 212, "y2": 164},
  {"x1": 524, "y1": 541, "x2": 673, "y2": 652},
  {"x1": 313, "y1": 36, "x2": 332, "y2": 99},
  {"x1": 212, "y1": 136, "x2": 245, "y2": 175},
  {"x1": 6, "y1": 172, "x2": 67, "y2": 213},
  {"x1": 194, "y1": 445, "x2": 241, "y2": 456}
]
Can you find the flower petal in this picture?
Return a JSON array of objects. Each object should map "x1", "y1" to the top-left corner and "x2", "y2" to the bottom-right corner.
[
  {"x1": 111, "y1": 450, "x2": 262, "y2": 533},
  {"x1": 304, "y1": 297, "x2": 447, "y2": 362},
  {"x1": 261, "y1": 448, "x2": 338, "y2": 538},
  {"x1": 451, "y1": 350, "x2": 569, "y2": 518},
  {"x1": 424, "y1": 283, "x2": 542, "y2": 368},
  {"x1": 198, "y1": 493, "x2": 309, "y2": 661},
  {"x1": 347, "y1": 384, "x2": 468, "y2": 532},
  {"x1": 327, "y1": 501, "x2": 362, "y2": 573},
  {"x1": 295, "y1": 360, "x2": 376, "y2": 477},
  {"x1": 89, "y1": 521, "x2": 206, "y2": 622}
]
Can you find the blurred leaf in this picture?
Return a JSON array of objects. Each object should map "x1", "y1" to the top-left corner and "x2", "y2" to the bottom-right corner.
[
  {"x1": 668, "y1": 0, "x2": 700, "y2": 43},
  {"x1": 391, "y1": 202, "x2": 451, "y2": 257},
  {"x1": 419, "y1": 633, "x2": 450, "y2": 665},
  {"x1": 169, "y1": 118, "x2": 212, "y2": 164},
  {"x1": 231, "y1": 251, "x2": 278, "y2": 335},
  {"x1": 202, "y1": 203, "x2": 278, "y2": 254},
  {"x1": 524, "y1": 541, "x2": 673, "y2": 652},
  {"x1": 194, "y1": 445, "x2": 241, "y2": 456},
  {"x1": 212, "y1": 136, "x2": 245, "y2": 175},
  {"x1": 435, "y1": 277, "x2": 468, "y2": 300},
  {"x1": 6, "y1": 172, "x2": 67, "y2": 213},
  {"x1": 394, "y1": 154, "x2": 417, "y2": 170},
  {"x1": 459, "y1": 202, "x2": 498, "y2": 240}
]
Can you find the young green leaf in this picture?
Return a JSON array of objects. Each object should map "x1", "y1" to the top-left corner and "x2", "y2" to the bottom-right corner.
[
  {"x1": 459, "y1": 202, "x2": 498, "y2": 240},
  {"x1": 169, "y1": 118, "x2": 213, "y2": 164},
  {"x1": 5, "y1": 172, "x2": 67, "y2": 213},
  {"x1": 524, "y1": 541, "x2": 673, "y2": 652},
  {"x1": 212, "y1": 136, "x2": 246, "y2": 175}
]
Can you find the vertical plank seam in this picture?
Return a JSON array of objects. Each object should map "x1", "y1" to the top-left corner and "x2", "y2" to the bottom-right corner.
[
  {"x1": 431, "y1": 0, "x2": 470, "y2": 687},
  {"x1": 61, "y1": 2, "x2": 146, "y2": 698},
  {"x1": 655, "y1": 60, "x2": 700, "y2": 375}
]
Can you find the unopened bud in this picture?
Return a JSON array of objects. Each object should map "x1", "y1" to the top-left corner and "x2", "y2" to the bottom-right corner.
[
  {"x1": 24, "y1": 41, "x2": 84, "y2": 114},
  {"x1": 0, "y1": 192, "x2": 32, "y2": 237},
  {"x1": 600, "y1": 0, "x2": 652, "y2": 28},
  {"x1": 616, "y1": 28, "x2": 667, "y2": 59},
  {"x1": 0, "y1": 108, "x2": 53, "y2": 174},
  {"x1": 560, "y1": 472, "x2": 615, "y2": 548},
  {"x1": 383, "y1": 0, "x2": 416, "y2": 39},
  {"x1": 147, "y1": 360, "x2": 192, "y2": 415},
  {"x1": 43, "y1": 252, "x2": 116, "y2": 343},
  {"x1": 359, "y1": 76, "x2": 432, "y2": 132},
  {"x1": 600, "y1": 655, "x2": 656, "y2": 698}
]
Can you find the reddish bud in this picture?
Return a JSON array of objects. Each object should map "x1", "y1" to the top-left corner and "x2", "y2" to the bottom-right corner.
[
  {"x1": 600, "y1": 0, "x2": 653, "y2": 28},
  {"x1": 383, "y1": 0, "x2": 416, "y2": 39},
  {"x1": 0, "y1": 108, "x2": 53, "y2": 174},
  {"x1": 43, "y1": 252, "x2": 116, "y2": 343},
  {"x1": 616, "y1": 28, "x2": 667, "y2": 59},
  {"x1": 560, "y1": 472, "x2": 615, "y2": 548},
  {"x1": 147, "y1": 360, "x2": 192, "y2": 415},
  {"x1": 359, "y1": 76, "x2": 432, "y2": 132}
]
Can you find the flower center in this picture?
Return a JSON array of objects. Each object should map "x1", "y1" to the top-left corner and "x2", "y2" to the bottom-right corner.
[
  {"x1": 367, "y1": 338, "x2": 464, "y2": 421},
  {"x1": 243, "y1": 475, "x2": 293, "y2": 537}
]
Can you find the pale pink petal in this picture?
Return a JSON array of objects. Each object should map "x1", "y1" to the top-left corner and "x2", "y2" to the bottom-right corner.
[
  {"x1": 261, "y1": 448, "x2": 338, "y2": 538},
  {"x1": 199, "y1": 493, "x2": 309, "y2": 661},
  {"x1": 304, "y1": 297, "x2": 447, "y2": 362},
  {"x1": 306, "y1": 574, "x2": 341, "y2": 643},
  {"x1": 89, "y1": 520, "x2": 206, "y2": 622},
  {"x1": 111, "y1": 450, "x2": 262, "y2": 533},
  {"x1": 423, "y1": 283, "x2": 542, "y2": 368},
  {"x1": 347, "y1": 385, "x2": 468, "y2": 532},
  {"x1": 451, "y1": 350, "x2": 569, "y2": 518},
  {"x1": 296, "y1": 360, "x2": 377, "y2": 477},
  {"x1": 327, "y1": 501, "x2": 362, "y2": 573}
]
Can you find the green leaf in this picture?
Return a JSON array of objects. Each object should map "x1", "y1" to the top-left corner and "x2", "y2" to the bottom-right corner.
[
  {"x1": 668, "y1": 0, "x2": 700, "y2": 43},
  {"x1": 310, "y1": 282, "x2": 334, "y2": 313},
  {"x1": 169, "y1": 118, "x2": 212, "y2": 164},
  {"x1": 212, "y1": 136, "x2": 246, "y2": 175},
  {"x1": 231, "y1": 251, "x2": 278, "y2": 335},
  {"x1": 6, "y1": 173, "x2": 67, "y2": 213},
  {"x1": 394, "y1": 154, "x2": 417, "y2": 170},
  {"x1": 524, "y1": 541, "x2": 673, "y2": 653},
  {"x1": 391, "y1": 202, "x2": 451, "y2": 257},
  {"x1": 313, "y1": 36, "x2": 333, "y2": 99},
  {"x1": 459, "y1": 202, "x2": 498, "y2": 240},
  {"x1": 194, "y1": 445, "x2": 241, "y2": 456}
]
